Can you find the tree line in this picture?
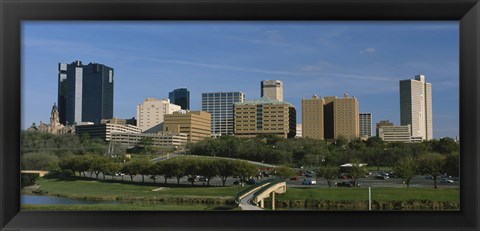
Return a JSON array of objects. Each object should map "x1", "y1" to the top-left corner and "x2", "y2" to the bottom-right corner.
[
  {"x1": 58, "y1": 155, "x2": 263, "y2": 187},
  {"x1": 188, "y1": 134, "x2": 459, "y2": 170}
]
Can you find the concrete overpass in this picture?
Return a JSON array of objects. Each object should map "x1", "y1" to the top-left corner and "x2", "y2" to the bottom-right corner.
[
  {"x1": 21, "y1": 170, "x2": 50, "y2": 177},
  {"x1": 236, "y1": 179, "x2": 287, "y2": 210},
  {"x1": 252, "y1": 181, "x2": 286, "y2": 210}
]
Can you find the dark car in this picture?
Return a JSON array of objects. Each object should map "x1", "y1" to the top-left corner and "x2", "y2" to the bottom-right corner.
[
  {"x1": 335, "y1": 182, "x2": 353, "y2": 187},
  {"x1": 375, "y1": 175, "x2": 389, "y2": 180},
  {"x1": 246, "y1": 178, "x2": 257, "y2": 185},
  {"x1": 233, "y1": 180, "x2": 240, "y2": 185}
]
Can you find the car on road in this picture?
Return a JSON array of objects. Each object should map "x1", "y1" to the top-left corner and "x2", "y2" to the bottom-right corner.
[
  {"x1": 424, "y1": 175, "x2": 434, "y2": 179},
  {"x1": 233, "y1": 180, "x2": 241, "y2": 185},
  {"x1": 302, "y1": 179, "x2": 317, "y2": 185},
  {"x1": 440, "y1": 178, "x2": 454, "y2": 183},
  {"x1": 335, "y1": 181, "x2": 353, "y2": 187},
  {"x1": 375, "y1": 175, "x2": 389, "y2": 180},
  {"x1": 335, "y1": 181, "x2": 360, "y2": 187},
  {"x1": 199, "y1": 176, "x2": 208, "y2": 182},
  {"x1": 246, "y1": 178, "x2": 257, "y2": 185}
]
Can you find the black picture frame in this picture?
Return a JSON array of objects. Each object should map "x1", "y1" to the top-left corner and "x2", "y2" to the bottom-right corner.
[{"x1": 1, "y1": 0, "x2": 479, "y2": 230}]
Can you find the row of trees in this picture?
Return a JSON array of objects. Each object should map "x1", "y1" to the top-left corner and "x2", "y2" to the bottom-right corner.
[
  {"x1": 188, "y1": 134, "x2": 459, "y2": 168},
  {"x1": 59, "y1": 155, "x2": 261, "y2": 187},
  {"x1": 316, "y1": 152, "x2": 459, "y2": 189}
]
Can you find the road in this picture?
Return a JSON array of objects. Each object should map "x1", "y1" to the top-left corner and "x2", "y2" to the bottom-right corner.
[{"x1": 88, "y1": 171, "x2": 459, "y2": 190}]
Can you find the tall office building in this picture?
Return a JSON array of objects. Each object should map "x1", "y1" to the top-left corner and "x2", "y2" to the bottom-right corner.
[
  {"x1": 261, "y1": 80, "x2": 283, "y2": 101},
  {"x1": 234, "y1": 96, "x2": 296, "y2": 138},
  {"x1": 359, "y1": 113, "x2": 372, "y2": 138},
  {"x1": 376, "y1": 120, "x2": 394, "y2": 137},
  {"x1": 201, "y1": 92, "x2": 245, "y2": 136},
  {"x1": 169, "y1": 88, "x2": 190, "y2": 110},
  {"x1": 136, "y1": 98, "x2": 181, "y2": 133},
  {"x1": 163, "y1": 110, "x2": 211, "y2": 143},
  {"x1": 399, "y1": 75, "x2": 433, "y2": 140},
  {"x1": 333, "y1": 93, "x2": 359, "y2": 140},
  {"x1": 58, "y1": 61, "x2": 114, "y2": 125},
  {"x1": 323, "y1": 96, "x2": 336, "y2": 140},
  {"x1": 302, "y1": 95, "x2": 325, "y2": 139}
]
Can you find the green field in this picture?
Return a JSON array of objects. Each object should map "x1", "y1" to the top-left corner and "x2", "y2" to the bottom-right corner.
[
  {"x1": 22, "y1": 203, "x2": 212, "y2": 211},
  {"x1": 24, "y1": 177, "x2": 460, "y2": 211},
  {"x1": 30, "y1": 178, "x2": 240, "y2": 201},
  {"x1": 278, "y1": 187, "x2": 460, "y2": 201}
]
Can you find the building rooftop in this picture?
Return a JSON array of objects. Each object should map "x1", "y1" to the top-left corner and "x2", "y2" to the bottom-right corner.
[{"x1": 234, "y1": 96, "x2": 294, "y2": 107}]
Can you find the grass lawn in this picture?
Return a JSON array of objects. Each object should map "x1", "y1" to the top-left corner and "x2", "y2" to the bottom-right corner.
[
  {"x1": 33, "y1": 177, "x2": 241, "y2": 200},
  {"x1": 21, "y1": 203, "x2": 212, "y2": 211},
  {"x1": 278, "y1": 187, "x2": 460, "y2": 201}
]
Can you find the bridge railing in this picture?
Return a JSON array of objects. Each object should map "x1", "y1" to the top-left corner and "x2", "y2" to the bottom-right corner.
[
  {"x1": 234, "y1": 178, "x2": 277, "y2": 204},
  {"x1": 252, "y1": 179, "x2": 284, "y2": 200}
]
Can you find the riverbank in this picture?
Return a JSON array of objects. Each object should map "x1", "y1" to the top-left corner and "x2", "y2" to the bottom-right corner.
[
  {"x1": 23, "y1": 177, "x2": 460, "y2": 211},
  {"x1": 23, "y1": 177, "x2": 238, "y2": 206},
  {"x1": 267, "y1": 187, "x2": 460, "y2": 210}
]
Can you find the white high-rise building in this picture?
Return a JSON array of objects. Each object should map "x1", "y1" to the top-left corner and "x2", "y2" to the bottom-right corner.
[
  {"x1": 399, "y1": 75, "x2": 433, "y2": 141},
  {"x1": 136, "y1": 98, "x2": 181, "y2": 133},
  {"x1": 202, "y1": 92, "x2": 245, "y2": 136},
  {"x1": 261, "y1": 80, "x2": 283, "y2": 101}
]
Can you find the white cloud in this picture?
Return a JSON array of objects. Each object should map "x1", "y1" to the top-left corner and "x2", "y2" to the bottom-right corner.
[{"x1": 361, "y1": 47, "x2": 376, "y2": 54}]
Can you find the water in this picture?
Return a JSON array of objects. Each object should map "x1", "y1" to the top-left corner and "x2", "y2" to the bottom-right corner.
[{"x1": 21, "y1": 194, "x2": 120, "y2": 205}]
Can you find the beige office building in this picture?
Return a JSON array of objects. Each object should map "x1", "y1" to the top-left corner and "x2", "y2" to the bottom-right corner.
[
  {"x1": 136, "y1": 98, "x2": 181, "y2": 133},
  {"x1": 376, "y1": 120, "x2": 394, "y2": 137},
  {"x1": 234, "y1": 96, "x2": 296, "y2": 138},
  {"x1": 400, "y1": 75, "x2": 433, "y2": 141},
  {"x1": 163, "y1": 110, "x2": 211, "y2": 143},
  {"x1": 302, "y1": 95, "x2": 324, "y2": 139},
  {"x1": 378, "y1": 125, "x2": 412, "y2": 143},
  {"x1": 323, "y1": 96, "x2": 336, "y2": 139},
  {"x1": 111, "y1": 132, "x2": 188, "y2": 148},
  {"x1": 261, "y1": 80, "x2": 283, "y2": 101},
  {"x1": 333, "y1": 93, "x2": 359, "y2": 140}
]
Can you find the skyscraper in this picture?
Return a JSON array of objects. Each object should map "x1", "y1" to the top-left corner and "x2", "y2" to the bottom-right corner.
[
  {"x1": 302, "y1": 95, "x2": 324, "y2": 139},
  {"x1": 136, "y1": 98, "x2": 181, "y2": 133},
  {"x1": 202, "y1": 92, "x2": 245, "y2": 136},
  {"x1": 58, "y1": 61, "x2": 114, "y2": 125},
  {"x1": 333, "y1": 93, "x2": 359, "y2": 140},
  {"x1": 399, "y1": 75, "x2": 433, "y2": 140},
  {"x1": 359, "y1": 113, "x2": 372, "y2": 138},
  {"x1": 261, "y1": 80, "x2": 283, "y2": 101},
  {"x1": 234, "y1": 96, "x2": 296, "y2": 138},
  {"x1": 169, "y1": 88, "x2": 190, "y2": 110}
]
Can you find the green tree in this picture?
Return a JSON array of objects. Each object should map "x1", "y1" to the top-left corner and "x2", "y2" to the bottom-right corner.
[
  {"x1": 121, "y1": 159, "x2": 150, "y2": 182},
  {"x1": 216, "y1": 159, "x2": 235, "y2": 186},
  {"x1": 418, "y1": 153, "x2": 446, "y2": 189},
  {"x1": 232, "y1": 160, "x2": 258, "y2": 183},
  {"x1": 394, "y1": 157, "x2": 417, "y2": 187},
  {"x1": 318, "y1": 165, "x2": 339, "y2": 187},
  {"x1": 198, "y1": 159, "x2": 219, "y2": 186},
  {"x1": 433, "y1": 137, "x2": 459, "y2": 154},
  {"x1": 273, "y1": 165, "x2": 296, "y2": 180},
  {"x1": 349, "y1": 160, "x2": 367, "y2": 188},
  {"x1": 88, "y1": 155, "x2": 110, "y2": 179},
  {"x1": 444, "y1": 153, "x2": 460, "y2": 177},
  {"x1": 21, "y1": 152, "x2": 60, "y2": 170},
  {"x1": 103, "y1": 162, "x2": 121, "y2": 180}
]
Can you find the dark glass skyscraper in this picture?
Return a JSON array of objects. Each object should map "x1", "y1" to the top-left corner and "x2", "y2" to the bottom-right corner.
[
  {"x1": 58, "y1": 61, "x2": 114, "y2": 125},
  {"x1": 169, "y1": 88, "x2": 190, "y2": 110}
]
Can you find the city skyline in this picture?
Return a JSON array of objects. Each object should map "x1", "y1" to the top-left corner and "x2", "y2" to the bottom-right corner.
[{"x1": 22, "y1": 21, "x2": 459, "y2": 139}]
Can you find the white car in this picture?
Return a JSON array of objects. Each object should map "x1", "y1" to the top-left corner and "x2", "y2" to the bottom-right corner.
[
  {"x1": 440, "y1": 178, "x2": 454, "y2": 183},
  {"x1": 302, "y1": 179, "x2": 317, "y2": 185}
]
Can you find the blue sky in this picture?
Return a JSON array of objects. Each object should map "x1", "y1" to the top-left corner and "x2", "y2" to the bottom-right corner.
[{"x1": 22, "y1": 21, "x2": 459, "y2": 139}]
